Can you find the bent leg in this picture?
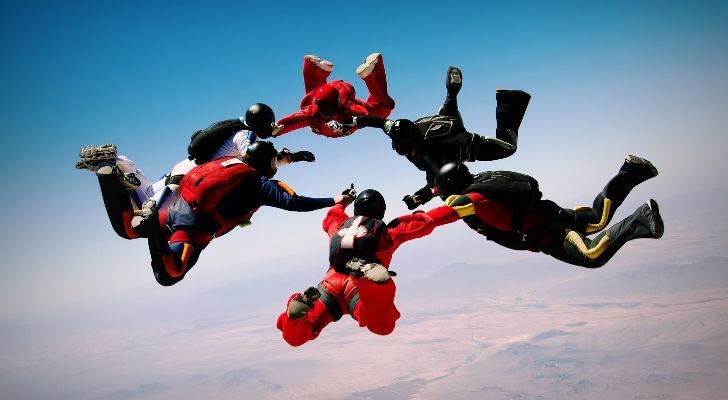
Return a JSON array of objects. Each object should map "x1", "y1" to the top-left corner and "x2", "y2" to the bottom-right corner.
[
  {"x1": 352, "y1": 277, "x2": 400, "y2": 336},
  {"x1": 148, "y1": 228, "x2": 208, "y2": 286},
  {"x1": 303, "y1": 55, "x2": 333, "y2": 93},
  {"x1": 439, "y1": 66, "x2": 464, "y2": 123},
  {"x1": 96, "y1": 173, "x2": 140, "y2": 240},
  {"x1": 571, "y1": 156, "x2": 659, "y2": 234},
  {"x1": 277, "y1": 293, "x2": 335, "y2": 347},
  {"x1": 359, "y1": 54, "x2": 395, "y2": 117},
  {"x1": 548, "y1": 200, "x2": 664, "y2": 268},
  {"x1": 116, "y1": 155, "x2": 155, "y2": 204}
]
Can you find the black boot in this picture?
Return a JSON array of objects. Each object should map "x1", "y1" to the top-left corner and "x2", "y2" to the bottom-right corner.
[
  {"x1": 602, "y1": 155, "x2": 659, "y2": 205},
  {"x1": 495, "y1": 89, "x2": 531, "y2": 145}
]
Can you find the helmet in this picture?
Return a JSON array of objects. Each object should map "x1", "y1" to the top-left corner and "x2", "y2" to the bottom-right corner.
[
  {"x1": 314, "y1": 84, "x2": 340, "y2": 117},
  {"x1": 434, "y1": 162, "x2": 473, "y2": 197},
  {"x1": 354, "y1": 189, "x2": 386, "y2": 220},
  {"x1": 244, "y1": 140, "x2": 278, "y2": 178},
  {"x1": 387, "y1": 119, "x2": 420, "y2": 155},
  {"x1": 244, "y1": 103, "x2": 275, "y2": 138}
]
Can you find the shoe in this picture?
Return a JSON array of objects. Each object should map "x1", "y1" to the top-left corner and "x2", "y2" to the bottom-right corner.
[
  {"x1": 131, "y1": 198, "x2": 158, "y2": 232},
  {"x1": 495, "y1": 90, "x2": 531, "y2": 131},
  {"x1": 345, "y1": 258, "x2": 390, "y2": 283},
  {"x1": 79, "y1": 144, "x2": 117, "y2": 160},
  {"x1": 625, "y1": 155, "x2": 659, "y2": 180},
  {"x1": 356, "y1": 53, "x2": 381, "y2": 79},
  {"x1": 643, "y1": 199, "x2": 664, "y2": 239},
  {"x1": 75, "y1": 158, "x2": 115, "y2": 172},
  {"x1": 305, "y1": 54, "x2": 334, "y2": 72},
  {"x1": 287, "y1": 286, "x2": 321, "y2": 319},
  {"x1": 445, "y1": 66, "x2": 462, "y2": 96},
  {"x1": 96, "y1": 164, "x2": 141, "y2": 192}
]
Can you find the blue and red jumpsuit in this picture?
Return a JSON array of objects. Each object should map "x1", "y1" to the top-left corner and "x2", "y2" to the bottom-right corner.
[
  {"x1": 275, "y1": 55, "x2": 395, "y2": 137},
  {"x1": 276, "y1": 204, "x2": 457, "y2": 346},
  {"x1": 148, "y1": 168, "x2": 334, "y2": 286}
]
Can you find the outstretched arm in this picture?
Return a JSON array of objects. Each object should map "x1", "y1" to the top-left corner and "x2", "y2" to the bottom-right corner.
[
  {"x1": 259, "y1": 178, "x2": 335, "y2": 211},
  {"x1": 275, "y1": 108, "x2": 313, "y2": 137},
  {"x1": 386, "y1": 205, "x2": 460, "y2": 250},
  {"x1": 354, "y1": 115, "x2": 391, "y2": 131}
]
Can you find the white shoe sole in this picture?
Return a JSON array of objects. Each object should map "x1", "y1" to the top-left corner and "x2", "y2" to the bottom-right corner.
[{"x1": 356, "y1": 53, "x2": 381, "y2": 78}]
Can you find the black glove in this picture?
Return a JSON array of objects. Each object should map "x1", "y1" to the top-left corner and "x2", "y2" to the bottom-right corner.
[
  {"x1": 342, "y1": 183, "x2": 357, "y2": 201},
  {"x1": 402, "y1": 187, "x2": 434, "y2": 210},
  {"x1": 292, "y1": 151, "x2": 315, "y2": 162},
  {"x1": 402, "y1": 194, "x2": 420, "y2": 210}
]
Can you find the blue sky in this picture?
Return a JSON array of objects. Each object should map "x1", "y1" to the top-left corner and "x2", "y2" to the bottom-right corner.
[
  {"x1": 1, "y1": 0, "x2": 726, "y2": 306},
  {"x1": 1, "y1": 1, "x2": 728, "y2": 396}
]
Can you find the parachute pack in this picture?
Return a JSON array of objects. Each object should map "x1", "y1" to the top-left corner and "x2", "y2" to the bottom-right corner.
[
  {"x1": 329, "y1": 216, "x2": 386, "y2": 273},
  {"x1": 187, "y1": 119, "x2": 246, "y2": 162},
  {"x1": 179, "y1": 156, "x2": 257, "y2": 214},
  {"x1": 467, "y1": 171, "x2": 542, "y2": 212}
]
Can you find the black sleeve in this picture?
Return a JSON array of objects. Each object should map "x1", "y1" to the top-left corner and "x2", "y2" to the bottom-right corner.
[{"x1": 355, "y1": 116, "x2": 388, "y2": 129}]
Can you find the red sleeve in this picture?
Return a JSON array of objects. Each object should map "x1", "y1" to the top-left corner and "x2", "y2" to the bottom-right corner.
[
  {"x1": 385, "y1": 212, "x2": 437, "y2": 250},
  {"x1": 276, "y1": 108, "x2": 314, "y2": 136},
  {"x1": 322, "y1": 204, "x2": 349, "y2": 237},
  {"x1": 425, "y1": 205, "x2": 461, "y2": 226}
]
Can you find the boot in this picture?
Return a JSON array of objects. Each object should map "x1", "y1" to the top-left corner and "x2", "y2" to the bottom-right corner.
[
  {"x1": 79, "y1": 144, "x2": 117, "y2": 160},
  {"x1": 346, "y1": 258, "x2": 390, "y2": 284},
  {"x1": 445, "y1": 66, "x2": 462, "y2": 97},
  {"x1": 602, "y1": 155, "x2": 658, "y2": 206},
  {"x1": 131, "y1": 198, "x2": 158, "y2": 234},
  {"x1": 356, "y1": 53, "x2": 382, "y2": 79},
  {"x1": 495, "y1": 89, "x2": 531, "y2": 131},
  {"x1": 304, "y1": 55, "x2": 334, "y2": 72},
  {"x1": 287, "y1": 287, "x2": 321, "y2": 319}
]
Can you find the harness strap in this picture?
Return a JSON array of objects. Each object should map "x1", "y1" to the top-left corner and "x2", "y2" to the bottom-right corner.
[
  {"x1": 317, "y1": 283, "x2": 343, "y2": 322},
  {"x1": 348, "y1": 293, "x2": 360, "y2": 320}
]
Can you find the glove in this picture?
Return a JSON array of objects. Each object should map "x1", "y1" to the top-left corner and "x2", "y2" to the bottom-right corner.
[
  {"x1": 327, "y1": 120, "x2": 344, "y2": 133},
  {"x1": 402, "y1": 187, "x2": 433, "y2": 210},
  {"x1": 271, "y1": 123, "x2": 284, "y2": 137},
  {"x1": 292, "y1": 151, "x2": 315, "y2": 162},
  {"x1": 402, "y1": 194, "x2": 420, "y2": 210},
  {"x1": 414, "y1": 187, "x2": 434, "y2": 203},
  {"x1": 341, "y1": 183, "x2": 357, "y2": 201},
  {"x1": 276, "y1": 148, "x2": 293, "y2": 162}
]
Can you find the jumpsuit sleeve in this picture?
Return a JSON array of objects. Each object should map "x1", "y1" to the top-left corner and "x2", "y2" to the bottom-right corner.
[
  {"x1": 259, "y1": 178, "x2": 334, "y2": 211},
  {"x1": 276, "y1": 108, "x2": 314, "y2": 136},
  {"x1": 386, "y1": 205, "x2": 460, "y2": 250},
  {"x1": 355, "y1": 115, "x2": 389, "y2": 130},
  {"x1": 322, "y1": 204, "x2": 350, "y2": 236}
]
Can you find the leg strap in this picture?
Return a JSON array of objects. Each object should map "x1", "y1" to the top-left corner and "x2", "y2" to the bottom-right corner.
[{"x1": 317, "y1": 283, "x2": 343, "y2": 322}]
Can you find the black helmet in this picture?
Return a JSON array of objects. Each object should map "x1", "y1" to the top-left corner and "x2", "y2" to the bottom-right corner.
[
  {"x1": 435, "y1": 162, "x2": 473, "y2": 197},
  {"x1": 387, "y1": 119, "x2": 420, "y2": 155},
  {"x1": 244, "y1": 140, "x2": 278, "y2": 178},
  {"x1": 354, "y1": 189, "x2": 386, "y2": 220},
  {"x1": 244, "y1": 103, "x2": 275, "y2": 138}
]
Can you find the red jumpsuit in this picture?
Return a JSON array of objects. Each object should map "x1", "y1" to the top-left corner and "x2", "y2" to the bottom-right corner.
[
  {"x1": 276, "y1": 204, "x2": 458, "y2": 346},
  {"x1": 276, "y1": 55, "x2": 395, "y2": 138}
]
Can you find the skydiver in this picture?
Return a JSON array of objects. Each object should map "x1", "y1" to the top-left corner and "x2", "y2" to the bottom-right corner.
[
  {"x1": 274, "y1": 54, "x2": 396, "y2": 138},
  {"x1": 433, "y1": 156, "x2": 664, "y2": 268},
  {"x1": 132, "y1": 141, "x2": 350, "y2": 286},
  {"x1": 353, "y1": 66, "x2": 531, "y2": 209},
  {"x1": 75, "y1": 103, "x2": 315, "y2": 238},
  {"x1": 276, "y1": 188, "x2": 457, "y2": 346}
]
